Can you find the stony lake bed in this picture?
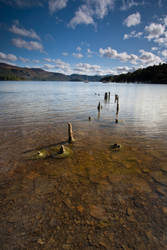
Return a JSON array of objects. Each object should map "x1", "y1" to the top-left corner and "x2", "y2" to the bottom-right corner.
[{"x1": 0, "y1": 81, "x2": 167, "y2": 249}]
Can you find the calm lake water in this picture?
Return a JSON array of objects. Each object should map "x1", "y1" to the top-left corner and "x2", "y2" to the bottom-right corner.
[
  {"x1": 0, "y1": 81, "x2": 167, "y2": 249},
  {"x1": 0, "y1": 81, "x2": 167, "y2": 137}
]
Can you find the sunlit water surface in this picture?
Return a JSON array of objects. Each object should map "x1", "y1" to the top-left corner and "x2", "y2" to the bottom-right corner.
[{"x1": 0, "y1": 81, "x2": 167, "y2": 249}]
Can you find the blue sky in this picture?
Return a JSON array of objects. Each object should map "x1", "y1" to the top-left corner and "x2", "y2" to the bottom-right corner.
[{"x1": 0, "y1": 0, "x2": 167, "y2": 75}]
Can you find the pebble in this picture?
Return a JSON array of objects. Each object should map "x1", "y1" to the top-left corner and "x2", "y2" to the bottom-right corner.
[{"x1": 90, "y1": 205, "x2": 107, "y2": 220}]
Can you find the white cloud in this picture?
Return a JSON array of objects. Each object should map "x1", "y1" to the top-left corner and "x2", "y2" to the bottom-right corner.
[
  {"x1": 44, "y1": 58, "x2": 52, "y2": 63},
  {"x1": 32, "y1": 59, "x2": 40, "y2": 63},
  {"x1": 19, "y1": 57, "x2": 30, "y2": 63},
  {"x1": 69, "y1": 5, "x2": 94, "y2": 28},
  {"x1": 116, "y1": 66, "x2": 135, "y2": 74},
  {"x1": 93, "y1": 0, "x2": 115, "y2": 19},
  {"x1": 69, "y1": 0, "x2": 114, "y2": 28},
  {"x1": 72, "y1": 53, "x2": 83, "y2": 58},
  {"x1": 123, "y1": 30, "x2": 142, "y2": 40},
  {"x1": 74, "y1": 63, "x2": 112, "y2": 76},
  {"x1": 9, "y1": 23, "x2": 40, "y2": 40},
  {"x1": 164, "y1": 16, "x2": 167, "y2": 26},
  {"x1": 74, "y1": 63, "x2": 137, "y2": 76},
  {"x1": 99, "y1": 46, "x2": 163, "y2": 66},
  {"x1": 99, "y1": 47, "x2": 138, "y2": 64},
  {"x1": 121, "y1": 0, "x2": 143, "y2": 11},
  {"x1": 12, "y1": 38, "x2": 43, "y2": 51},
  {"x1": 62, "y1": 52, "x2": 68, "y2": 56},
  {"x1": 0, "y1": 51, "x2": 17, "y2": 62},
  {"x1": 161, "y1": 49, "x2": 167, "y2": 57},
  {"x1": 76, "y1": 46, "x2": 82, "y2": 52},
  {"x1": 43, "y1": 64, "x2": 55, "y2": 70},
  {"x1": 43, "y1": 58, "x2": 71, "y2": 73},
  {"x1": 151, "y1": 47, "x2": 158, "y2": 51},
  {"x1": 139, "y1": 49, "x2": 163, "y2": 65},
  {"x1": 154, "y1": 36, "x2": 167, "y2": 47},
  {"x1": 145, "y1": 23, "x2": 165, "y2": 40},
  {"x1": 87, "y1": 48, "x2": 94, "y2": 57},
  {"x1": 49, "y1": 0, "x2": 68, "y2": 14},
  {"x1": 124, "y1": 12, "x2": 141, "y2": 27}
]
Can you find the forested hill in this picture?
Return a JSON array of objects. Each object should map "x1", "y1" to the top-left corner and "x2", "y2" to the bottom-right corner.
[
  {"x1": 0, "y1": 63, "x2": 102, "y2": 82},
  {"x1": 101, "y1": 63, "x2": 167, "y2": 84}
]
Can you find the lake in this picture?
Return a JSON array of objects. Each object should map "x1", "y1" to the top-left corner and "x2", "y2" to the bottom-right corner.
[{"x1": 0, "y1": 81, "x2": 167, "y2": 249}]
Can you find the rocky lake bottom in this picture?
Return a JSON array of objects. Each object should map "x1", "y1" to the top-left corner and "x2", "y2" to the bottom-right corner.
[{"x1": 0, "y1": 119, "x2": 167, "y2": 250}]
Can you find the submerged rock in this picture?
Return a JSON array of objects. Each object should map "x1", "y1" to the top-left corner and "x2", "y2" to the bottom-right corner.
[
  {"x1": 110, "y1": 143, "x2": 121, "y2": 152},
  {"x1": 89, "y1": 205, "x2": 107, "y2": 220},
  {"x1": 23, "y1": 144, "x2": 73, "y2": 160},
  {"x1": 150, "y1": 171, "x2": 167, "y2": 186}
]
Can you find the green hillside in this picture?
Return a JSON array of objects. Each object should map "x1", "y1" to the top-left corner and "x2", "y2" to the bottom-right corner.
[
  {"x1": 0, "y1": 63, "x2": 102, "y2": 82},
  {"x1": 101, "y1": 63, "x2": 167, "y2": 84}
]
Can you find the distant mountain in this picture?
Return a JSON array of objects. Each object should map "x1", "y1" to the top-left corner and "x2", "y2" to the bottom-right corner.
[
  {"x1": 0, "y1": 63, "x2": 103, "y2": 82},
  {"x1": 101, "y1": 63, "x2": 167, "y2": 84}
]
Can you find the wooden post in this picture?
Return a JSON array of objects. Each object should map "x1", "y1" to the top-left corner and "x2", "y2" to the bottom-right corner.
[
  {"x1": 68, "y1": 122, "x2": 75, "y2": 143},
  {"x1": 116, "y1": 102, "x2": 119, "y2": 113},
  {"x1": 97, "y1": 102, "x2": 101, "y2": 112},
  {"x1": 115, "y1": 94, "x2": 119, "y2": 104},
  {"x1": 104, "y1": 92, "x2": 108, "y2": 100}
]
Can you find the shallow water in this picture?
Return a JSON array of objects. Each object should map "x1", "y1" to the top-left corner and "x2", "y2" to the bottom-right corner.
[{"x1": 0, "y1": 81, "x2": 167, "y2": 249}]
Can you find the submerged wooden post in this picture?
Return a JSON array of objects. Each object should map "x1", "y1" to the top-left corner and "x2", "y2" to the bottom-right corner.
[
  {"x1": 97, "y1": 102, "x2": 101, "y2": 112},
  {"x1": 104, "y1": 92, "x2": 108, "y2": 100},
  {"x1": 68, "y1": 122, "x2": 75, "y2": 143},
  {"x1": 116, "y1": 102, "x2": 119, "y2": 113},
  {"x1": 115, "y1": 100, "x2": 119, "y2": 123},
  {"x1": 115, "y1": 94, "x2": 119, "y2": 104}
]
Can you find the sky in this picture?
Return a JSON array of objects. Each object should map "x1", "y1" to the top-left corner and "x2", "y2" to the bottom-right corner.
[{"x1": 0, "y1": 0, "x2": 167, "y2": 76}]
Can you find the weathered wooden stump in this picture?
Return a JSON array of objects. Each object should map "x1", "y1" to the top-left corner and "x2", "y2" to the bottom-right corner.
[
  {"x1": 116, "y1": 102, "x2": 119, "y2": 113},
  {"x1": 68, "y1": 122, "x2": 75, "y2": 143},
  {"x1": 97, "y1": 102, "x2": 101, "y2": 112},
  {"x1": 115, "y1": 94, "x2": 119, "y2": 103},
  {"x1": 104, "y1": 92, "x2": 108, "y2": 100}
]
